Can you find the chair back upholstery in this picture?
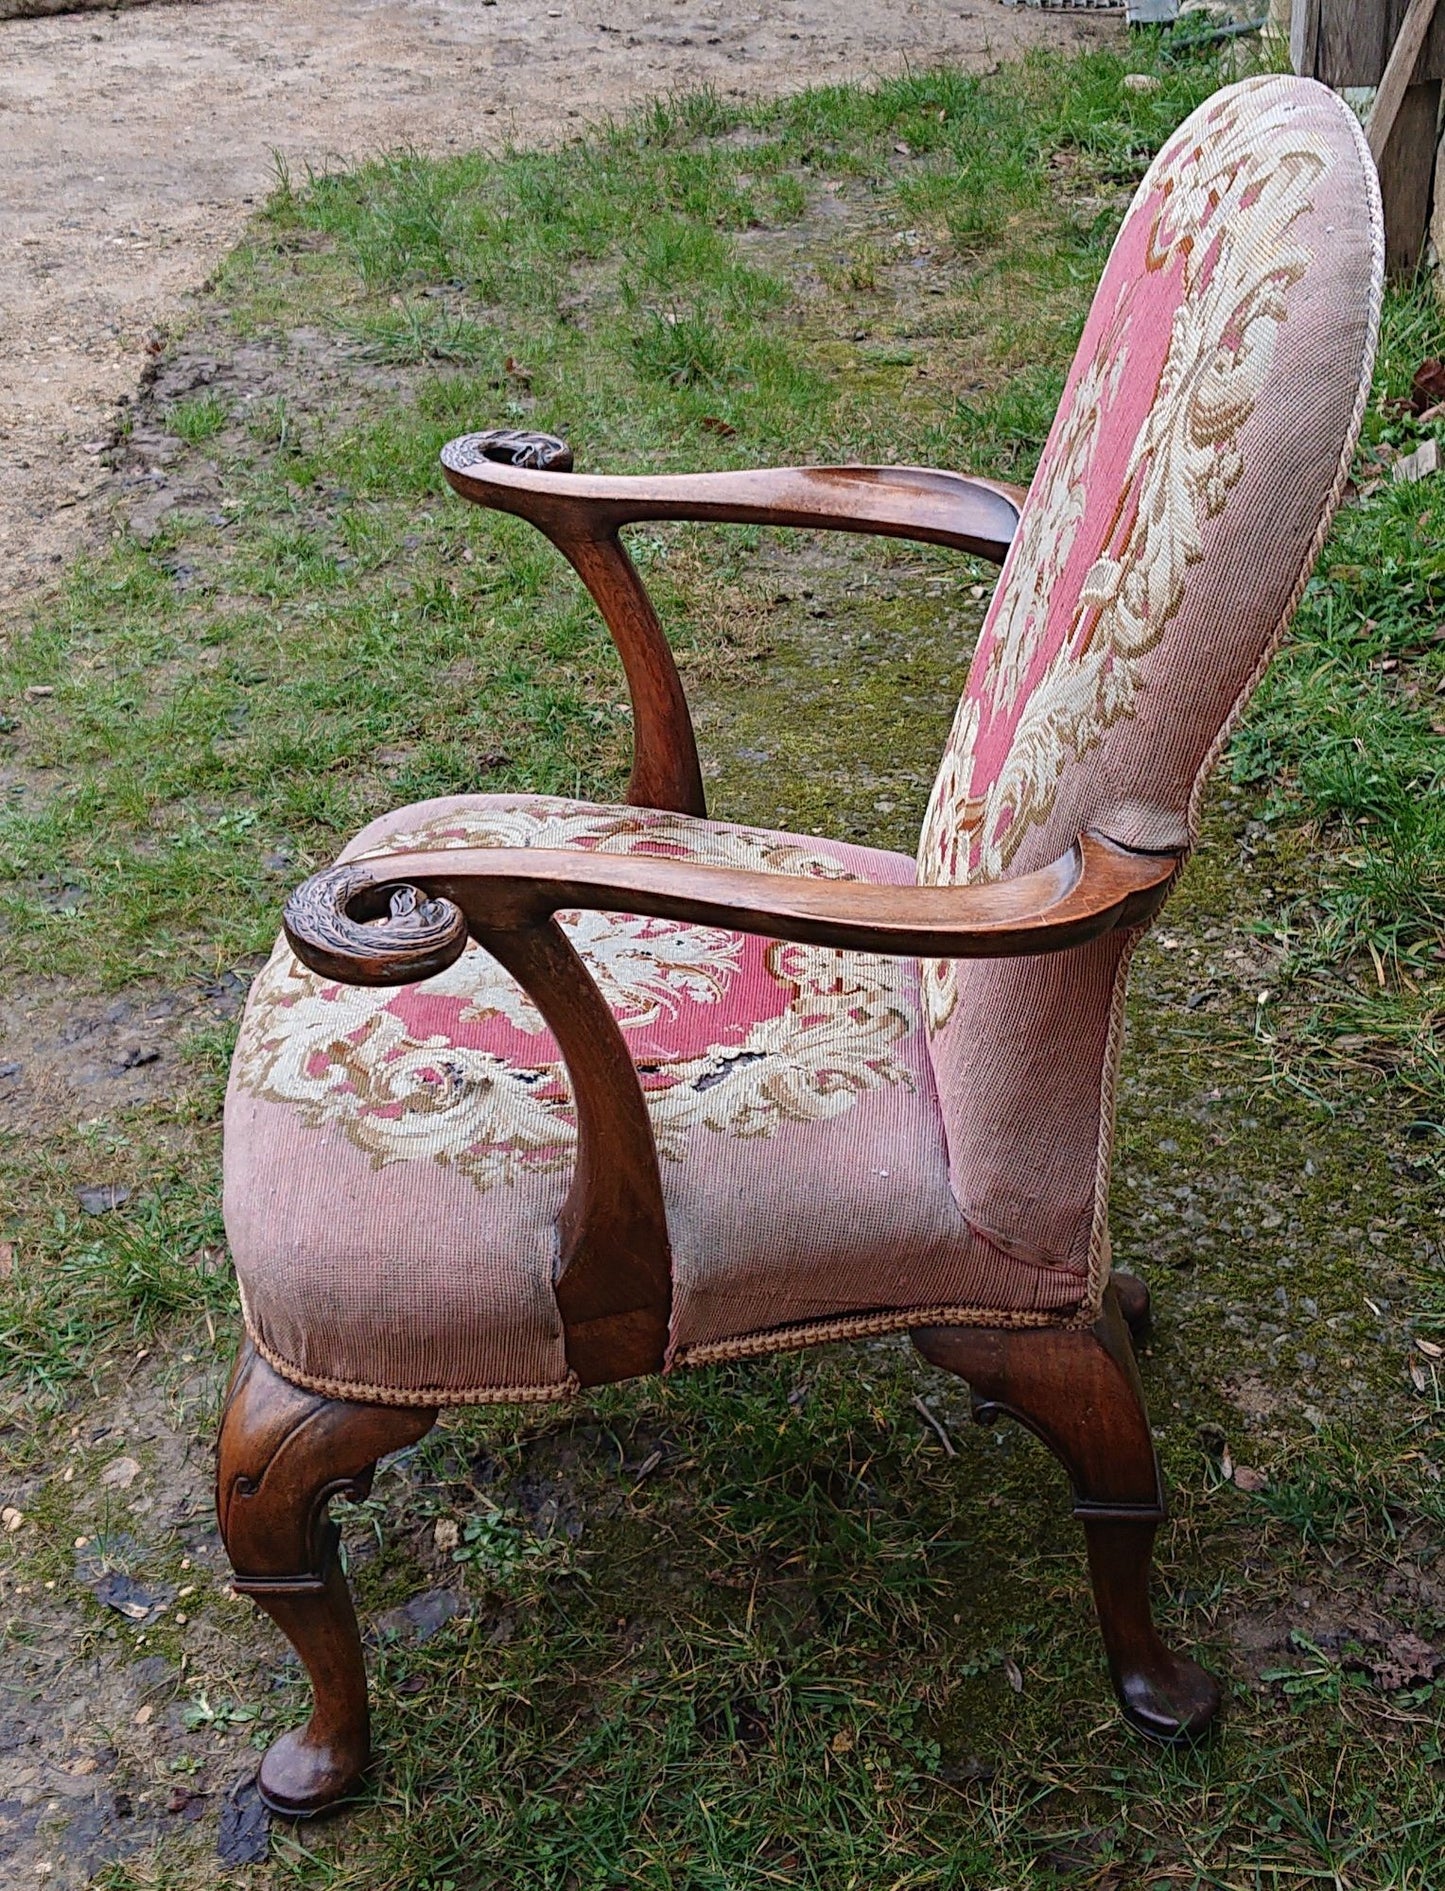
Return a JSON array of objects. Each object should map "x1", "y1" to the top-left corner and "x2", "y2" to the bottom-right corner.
[{"x1": 917, "y1": 76, "x2": 1383, "y2": 1307}]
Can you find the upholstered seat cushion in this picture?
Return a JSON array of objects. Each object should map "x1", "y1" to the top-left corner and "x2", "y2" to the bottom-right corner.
[{"x1": 224, "y1": 794, "x2": 1089, "y2": 1403}]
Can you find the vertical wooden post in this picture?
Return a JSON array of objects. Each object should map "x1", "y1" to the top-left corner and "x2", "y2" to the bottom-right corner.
[
  {"x1": 1294, "y1": 0, "x2": 1445, "y2": 278},
  {"x1": 1378, "y1": 77, "x2": 1443, "y2": 273}
]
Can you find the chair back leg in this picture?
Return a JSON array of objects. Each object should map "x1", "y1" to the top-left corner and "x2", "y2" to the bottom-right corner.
[
  {"x1": 912, "y1": 1288, "x2": 1220, "y2": 1743},
  {"x1": 216, "y1": 1342, "x2": 437, "y2": 1816}
]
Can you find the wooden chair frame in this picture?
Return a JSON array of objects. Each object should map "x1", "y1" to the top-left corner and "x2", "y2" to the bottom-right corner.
[{"x1": 218, "y1": 430, "x2": 1220, "y2": 1819}]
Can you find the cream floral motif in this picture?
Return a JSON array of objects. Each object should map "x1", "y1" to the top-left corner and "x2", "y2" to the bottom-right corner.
[
  {"x1": 918, "y1": 79, "x2": 1332, "y2": 1030},
  {"x1": 233, "y1": 802, "x2": 919, "y2": 1188}
]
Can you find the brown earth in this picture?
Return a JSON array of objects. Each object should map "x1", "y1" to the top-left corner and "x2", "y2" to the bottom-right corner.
[{"x1": 0, "y1": 0, "x2": 1116, "y2": 622}]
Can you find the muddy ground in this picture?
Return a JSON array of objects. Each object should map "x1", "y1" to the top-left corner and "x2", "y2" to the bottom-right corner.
[{"x1": 0, "y1": 0, "x2": 1114, "y2": 619}]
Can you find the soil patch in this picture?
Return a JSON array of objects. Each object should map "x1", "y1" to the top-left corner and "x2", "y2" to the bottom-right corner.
[{"x1": 0, "y1": 0, "x2": 1114, "y2": 621}]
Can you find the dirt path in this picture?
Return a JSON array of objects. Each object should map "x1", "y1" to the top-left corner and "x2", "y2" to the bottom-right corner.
[{"x1": 0, "y1": 0, "x2": 1114, "y2": 618}]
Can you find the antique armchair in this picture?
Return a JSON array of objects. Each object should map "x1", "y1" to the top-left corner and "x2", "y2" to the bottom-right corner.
[{"x1": 216, "y1": 76, "x2": 1383, "y2": 1817}]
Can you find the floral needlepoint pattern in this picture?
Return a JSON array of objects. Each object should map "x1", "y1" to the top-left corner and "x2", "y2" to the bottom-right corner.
[
  {"x1": 223, "y1": 79, "x2": 1382, "y2": 1401},
  {"x1": 917, "y1": 79, "x2": 1336, "y2": 1032},
  {"x1": 233, "y1": 801, "x2": 920, "y2": 1190}
]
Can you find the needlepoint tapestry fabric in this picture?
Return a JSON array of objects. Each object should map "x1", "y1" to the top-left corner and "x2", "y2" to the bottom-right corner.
[
  {"x1": 225, "y1": 796, "x2": 1087, "y2": 1404},
  {"x1": 917, "y1": 76, "x2": 1383, "y2": 1298}
]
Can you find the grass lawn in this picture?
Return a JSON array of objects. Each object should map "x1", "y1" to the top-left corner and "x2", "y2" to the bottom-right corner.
[{"x1": 1, "y1": 30, "x2": 1444, "y2": 1890}]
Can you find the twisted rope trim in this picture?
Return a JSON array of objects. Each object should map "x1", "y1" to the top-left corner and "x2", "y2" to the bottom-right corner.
[
  {"x1": 242, "y1": 1312, "x2": 579, "y2": 1409},
  {"x1": 674, "y1": 1298, "x2": 1090, "y2": 1370}
]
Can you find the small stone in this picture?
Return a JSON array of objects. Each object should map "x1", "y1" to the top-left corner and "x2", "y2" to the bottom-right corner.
[
  {"x1": 132, "y1": 1704, "x2": 153, "y2": 1727},
  {"x1": 100, "y1": 1456, "x2": 141, "y2": 1490},
  {"x1": 433, "y1": 1518, "x2": 459, "y2": 1553},
  {"x1": 92, "y1": 1571, "x2": 173, "y2": 1623},
  {"x1": 76, "y1": 1184, "x2": 131, "y2": 1216},
  {"x1": 1123, "y1": 73, "x2": 1161, "y2": 93},
  {"x1": 1, "y1": 1508, "x2": 22, "y2": 1532},
  {"x1": 218, "y1": 1777, "x2": 271, "y2": 1866}
]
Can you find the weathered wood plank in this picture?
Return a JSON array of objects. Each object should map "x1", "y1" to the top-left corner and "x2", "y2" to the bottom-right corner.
[
  {"x1": 1377, "y1": 78, "x2": 1442, "y2": 273},
  {"x1": 1294, "y1": 0, "x2": 1445, "y2": 85}
]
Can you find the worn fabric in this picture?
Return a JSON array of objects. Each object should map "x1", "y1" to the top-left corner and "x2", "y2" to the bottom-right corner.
[
  {"x1": 224, "y1": 77, "x2": 1383, "y2": 1402},
  {"x1": 917, "y1": 75, "x2": 1383, "y2": 1309},
  {"x1": 226, "y1": 795, "x2": 1086, "y2": 1402}
]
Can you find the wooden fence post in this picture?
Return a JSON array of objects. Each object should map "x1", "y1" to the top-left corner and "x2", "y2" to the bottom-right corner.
[{"x1": 1293, "y1": 0, "x2": 1445, "y2": 276}]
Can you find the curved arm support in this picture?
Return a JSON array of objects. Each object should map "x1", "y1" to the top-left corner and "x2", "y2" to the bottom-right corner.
[
  {"x1": 549, "y1": 528, "x2": 706, "y2": 816},
  {"x1": 278, "y1": 868, "x2": 670, "y2": 1385},
  {"x1": 479, "y1": 918, "x2": 671, "y2": 1386},
  {"x1": 439, "y1": 430, "x2": 1026, "y2": 820}
]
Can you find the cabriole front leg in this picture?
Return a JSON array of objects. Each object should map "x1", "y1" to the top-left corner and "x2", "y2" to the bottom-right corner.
[
  {"x1": 912, "y1": 1288, "x2": 1220, "y2": 1743},
  {"x1": 216, "y1": 1343, "x2": 437, "y2": 1816}
]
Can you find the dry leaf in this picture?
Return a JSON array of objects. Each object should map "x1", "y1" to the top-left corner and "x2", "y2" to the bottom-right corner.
[
  {"x1": 1416, "y1": 1338, "x2": 1443, "y2": 1359},
  {"x1": 133, "y1": 1704, "x2": 153, "y2": 1727},
  {"x1": 830, "y1": 1728, "x2": 855, "y2": 1754},
  {"x1": 1232, "y1": 1465, "x2": 1268, "y2": 1493},
  {"x1": 100, "y1": 1455, "x2": 141, "y2": 1490},
  {"x1": 1368, "y1": 1631, "x2": 1440, "y2": 1693},
  {"x1": 1003, "y1": 1657, "x2": 1024, "y2": 1693},
  {"x1": 433, "y1": 1518, "x2": 459, "y2": 1554},
  {"x1": 1393, "y1": 438, "x2": 1439, "y2": 486},
  {"x1": 700, "y1": 414, "x2": 736, "y2": 437},
  {"x1": 1411, "y1": 1360, "x2": 1429, "y2": 1393},
  {"x1": 1411, "y1": 357, "x2": 1445, "y2": 414},
  {"x1": 1220, "y1": 1447, "x2": 1234, "y2": 1482},
  {"x1": 0, "y1": 1241, "x2": 13, "y2": 1282}
]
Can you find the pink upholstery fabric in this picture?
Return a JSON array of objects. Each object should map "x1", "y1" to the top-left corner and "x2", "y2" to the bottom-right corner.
[
  {"x1": 917, "y1": 76, "x2": 1382, "y2": 1307},
  {"x1": 226, "y1": 796, "x2": 1085, "y2": 1402},
  {"x1": 223, "y1": 77, "x2": 1383, "y2": 1403}
]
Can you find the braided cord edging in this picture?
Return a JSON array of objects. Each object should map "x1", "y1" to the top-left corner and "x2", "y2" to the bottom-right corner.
[
  {"x1": 242, "y1": 1301, "x2": 1086, "y2": 1398},
  {"x1": 674, "y1": 1298, "x2": 1090, "y2": 1369},
  {"x1": 242, "y1": 1310, "x2": 579, "y2": 1408},
  {"x1": 1082, "y1": 932, "x2": 1143, "y2": 1319}
]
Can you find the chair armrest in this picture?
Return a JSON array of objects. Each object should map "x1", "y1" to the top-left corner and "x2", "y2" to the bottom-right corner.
[
  {"x1": 441, "y1": 430, "x2": 1025, "y2": 559},
  {"x1": 284, "y1": 832, "x2": 1174, "y2": 988},
  {"x1": 280, "y1": 831, "x2": 1173, "y2": 1389},
  {"x1": 440, "y1": 429, "x2": 1026, "y2": 820}
]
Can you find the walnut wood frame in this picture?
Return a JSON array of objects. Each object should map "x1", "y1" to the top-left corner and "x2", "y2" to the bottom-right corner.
[{"x1": 217, "y1": 429, "x2": 1219, "y2": 1819}]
